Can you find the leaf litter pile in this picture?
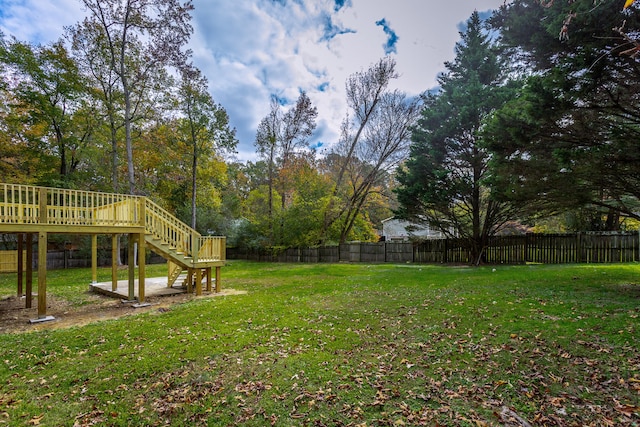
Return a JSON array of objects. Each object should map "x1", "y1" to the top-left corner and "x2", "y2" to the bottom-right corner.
[{"x1": 1, "y1": 262, "x2": 639, "y2": 426}]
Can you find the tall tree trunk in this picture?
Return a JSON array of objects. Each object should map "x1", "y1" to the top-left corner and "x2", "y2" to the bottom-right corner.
[
  {"x1": 471, "y1": 147, "x2": 482, "y2": 265},
  {"x1": 108, "y1": 107, "x2": 123, "y2": 266},
  {"x1": 605, "y1": 208, "x2": 620, "y2": 231},
  {"x1": 120, "y1": 5, "x2": 135, "y2": 195},
  {"x1": 191, "y1": 140, "x2": 197, "y2": 230},
  {"x1": 339, "y1": 179, "x2": 375, "y2": 243},
  {"x1": 267, "y1": 144, "x2": 275, "y2": 245},
  {"x1": 124, "y1": 84, "x2": 134, "y2": 194},
  {"x1": 110, "y1": 121, "x2": 118, "y2": 193}
]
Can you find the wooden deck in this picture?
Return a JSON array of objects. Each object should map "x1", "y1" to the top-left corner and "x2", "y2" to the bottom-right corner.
[{"x1": 0, "y1": 183, "x2": 226, "y2": 322}]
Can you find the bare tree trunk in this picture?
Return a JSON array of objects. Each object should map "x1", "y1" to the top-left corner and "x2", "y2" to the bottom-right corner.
[
  {"x1": 118, "y1": 3, "x2": 135, "y2": 195},
  {"x1": 191, "y1": 138, "x2": 197, "y2": 230},
  {"x1": 123, "y1": 77, "x2": 135, "y2": 194},
  {"x1": 268, "y1": 144, "x2": 275, "y2": 245}
]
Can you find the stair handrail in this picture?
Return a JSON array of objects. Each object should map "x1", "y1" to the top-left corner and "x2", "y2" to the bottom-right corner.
[
  {"x1": 144, "y1": 198, "x2": 194, "y2": 258},
  {"x1": 143, "y1": 199, "x2": 225, "y2": 262}
]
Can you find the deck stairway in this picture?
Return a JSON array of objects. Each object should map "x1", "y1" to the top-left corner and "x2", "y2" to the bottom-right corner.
[{"x1": 140, "y1": 198, "x2": 225, "y2": 288}]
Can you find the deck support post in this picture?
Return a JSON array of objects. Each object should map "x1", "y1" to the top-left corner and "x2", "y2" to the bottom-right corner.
[
  {"x1": 91, "y1": 234, "x2": 98, "y2": 284},
  {"x1": 195, "y1": 267, "x2": 202, "y2": 296},
  {"x1": 138, "y1": 232, "x2": 145, "y2": 303},
  {"x1": 112, "y1": 235, "x2": 118, "y2": 291},
  {"x1": 127, "y1": 234, "x2": 135, "y2": 301},
  {"x1": 26, "y1": 233, "x2": 33, "y2": 308},
  {"x1": 215, "y1": 266, "x2": 221, "y2": 293},
  {"x1": 205, "y1": 267, "x2": 212, "y2": 292},
  {"x1": 37, "y1": 231, "x2": 47, "y2": 318},
  {"x1": 17, "y1": 233, "x2": 23, "y2": 296},
  {"x1": 186, "y1": 269, "x2": 193, "y2": 294}
]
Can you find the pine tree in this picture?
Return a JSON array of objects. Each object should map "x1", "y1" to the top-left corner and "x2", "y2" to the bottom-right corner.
[
  {"x1": 485, "y1": 0, "x2": 640, "y2": 227},
  {"x1": 395, "y1": 11, "x2": 519, "y2": 265}
]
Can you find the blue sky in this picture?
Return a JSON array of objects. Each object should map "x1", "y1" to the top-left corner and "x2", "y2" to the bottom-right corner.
[{"x1": 0, "y1": 0, "x2": 505, "y2": 161}]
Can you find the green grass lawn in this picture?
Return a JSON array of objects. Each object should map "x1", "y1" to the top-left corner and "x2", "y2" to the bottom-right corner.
[{"x1": 0, "y1": 261, "x2": 639, "y2": 426}]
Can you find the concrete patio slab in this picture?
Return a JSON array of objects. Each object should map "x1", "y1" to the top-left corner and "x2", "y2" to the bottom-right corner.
[{"x1": 90, "y1": 276, "x2": 191, "y2": 300}]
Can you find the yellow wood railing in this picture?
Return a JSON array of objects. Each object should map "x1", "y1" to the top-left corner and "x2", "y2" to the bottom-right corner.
[
  {"x1": 0, "y1": 183, "x2": 141, "y2": 226},
  {"x1": 198, "y1": 235, "x2": 226, "y2": 262},
  {"x1": 0, "y1": 183, "x2": 225, "y2": 264},
  {"x1": 0, "y1": 184, "x2": 41, "y2": 224},
  {"x1": 144, "y1": 199, "x2": 225, "y2": 262}
]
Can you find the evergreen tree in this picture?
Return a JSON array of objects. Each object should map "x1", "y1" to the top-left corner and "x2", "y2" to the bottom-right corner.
[
  {"x1": 485, "y1": 0, "x2": 640, "y2": 227},
  {"x1": 395, "y1": 11, "x2": 519, "y2": 265}
]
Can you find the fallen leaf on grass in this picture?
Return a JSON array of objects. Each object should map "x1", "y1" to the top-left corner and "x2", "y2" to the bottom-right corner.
[
  {"x1": 27, "y1": 414, "x2": 44, "y2": 425},
  {"x1": 548, "y1": 397, "x2": 565, "y2": 407},
  {"x1": 493, "y1": 380, "x2": 508, "y2": 390},
  {"x1": 614, "y1": 401, "x2": 640, "y2": 416},
  {"x1": 498, "y1": 406, "x2": 531, "y2": 427}
]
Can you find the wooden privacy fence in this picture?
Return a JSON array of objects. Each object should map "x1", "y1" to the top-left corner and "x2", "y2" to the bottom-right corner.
[
  {"x1": 0, "y1": 250, "x2": 27, "y2": 273},
  {"x1": 228, "y1": 242, "x2": 412, "y2": 263},
  {"x1": 227, "y1": 232, "x2": 640, "y2": 265},
  {"x1": 413, "y1": 232, "x2": 639, "y2": 264},
  {"x1": 0, "y1": 249, "x2": 167, "y2": 271}
]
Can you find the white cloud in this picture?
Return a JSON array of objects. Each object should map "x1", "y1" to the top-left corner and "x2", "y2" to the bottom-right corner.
[
  {"x1": 0, "y1": 0, "x2": 506, "y2": 161},
  {"x1": 0, "y1": 0, "x2": 80, "y2": 43}
]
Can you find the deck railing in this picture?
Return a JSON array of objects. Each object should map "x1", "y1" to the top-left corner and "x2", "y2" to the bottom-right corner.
[
  {"x1": 0, "y1": 183, "x2": 225, "y2": 263},
  {"x1": 0, "y1": 183, "x2": 142, "y2": 226},
  {"x1": 197, "y1": 235, "x2": 226, "y2": 262},
  {"x1": 1, "y1": 184, "x2": 42, "y2": 224}
]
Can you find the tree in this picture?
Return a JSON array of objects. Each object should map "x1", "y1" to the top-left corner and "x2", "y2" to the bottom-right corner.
[
  {"x1": 0, "y1": 82, "x2": 41, "y2": 182},
  {"x1": 254, "y1": 92, "x2": 317, "y2": 245},
  {"x1": 333, "y1": 90, "x2": 420, "y2": 242},
  {"x1": 319, "y1": 57, "x2": 419, "y2": 243},
  {"x1": 67, "y1": 19, "x2": 124, "y2": 192},
  {"x1": 395, "y1": 11, "x2": 520, "y2": 265},
  {"x1": 0, "y1": 37, "x2": 95, "y2": 186},
  {"x1": 254, "y1": 97, "x2": 280, "y2": 243},
  {"x1": 277, "y1": 91, "x2": 318, "y2": 211},
  {"x1": 485, "y1": 0, "x2": 640, "y2": 227},
  {"x1": 76, "y1": 0, "x2": 194, "y2": 194},
  {"x1": 279, "y1": 153, "x2": 334, "y2": 246},
  {"x1": 177, "y1": 65, "x2": 236, "y2": 229},
  {"x1": 319, "y1": 57, "x2": 398, "y2": 242}
]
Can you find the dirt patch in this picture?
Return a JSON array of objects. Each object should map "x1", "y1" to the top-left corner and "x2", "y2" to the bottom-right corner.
[{"x1": 0, "y1": 289, "x2": 246, "y2": 334}]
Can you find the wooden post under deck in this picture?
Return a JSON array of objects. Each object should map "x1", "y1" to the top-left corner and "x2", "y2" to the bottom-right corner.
[
  {"x1": 26, "y1": 234, "x2": 33, "y2": 308},
  {"x1": 112, "y1": 235, "x2": 118, "y2": 291},
  {"x1": 186, "y1": 269, "x2": 194, "y2": 294},
  {"x1": 91, "y1": 234, "x2": 98, "y2": 284},
  {"x1": 37, "y1": 231, "x2": 47, "y2": 318},
  {"x1": 17, "y1": 233, "x2": 23, "y2": 296},
  {"x1": 137, "y1": 201, "x2": 146, "y2": 304},
  {"x1": 137, "y1": 232, "x2": 145, "y2": 303},
  {"x1": 215, "y1": 266, "x2": 221, "y2": 293},
  {"x1": 195, "y1": 268, "x2": 202, "y2": 296},
  {"x1": 127, "y1": 234, "x2": 135, "y2": 301},
  {"x1": 205, "y1": 267, "x2": 212, "y2": 292}
]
